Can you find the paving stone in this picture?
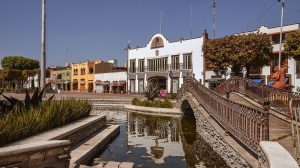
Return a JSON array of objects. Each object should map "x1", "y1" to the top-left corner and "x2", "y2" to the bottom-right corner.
[
  {"x1": 104, "y1": 161, "x2": 120, "y2": 168},
  {"x1": 119, "y1": 162, "x2": 134, "y2": 168}
]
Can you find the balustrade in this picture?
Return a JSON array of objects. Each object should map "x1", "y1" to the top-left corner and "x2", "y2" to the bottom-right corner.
[
  {"x1": 177, "y1": 77, "x2": 269, "y2": 154},
  {"x1": 214, "y1": 76, "x2": 300, "y2": 117}
]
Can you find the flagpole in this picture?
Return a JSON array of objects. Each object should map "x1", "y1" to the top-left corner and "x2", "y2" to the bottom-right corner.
[
  {"x1": 41, "y1": 0, "x2": 46, "y2": 89},
  {"x1": 278, "y1": 0, "x2": 285, "y2": 69}
]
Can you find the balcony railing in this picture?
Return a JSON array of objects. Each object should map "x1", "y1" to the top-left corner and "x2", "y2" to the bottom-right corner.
[{"x1": 129, "y1": 63, "x2": 192, "y2": 74}]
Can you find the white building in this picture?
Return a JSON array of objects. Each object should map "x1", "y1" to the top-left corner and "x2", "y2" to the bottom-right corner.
[
  {"x1": 205, "y1": 23, "x2": 300, "y2": 91},
  {"x1": 127, "y1": 33, "x2": 205, "y2": 93},
  {"x1": 94, "y1": 72, "x2": 127, "y2": 93}
]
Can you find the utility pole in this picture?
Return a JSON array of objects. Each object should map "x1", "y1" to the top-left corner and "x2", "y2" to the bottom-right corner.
[
  {"x1": 278, "y1": 0, "x2": 285, "y2": 69},
  {"x1": 41, "y1": 0, "x2": 46, "y2": 89}
]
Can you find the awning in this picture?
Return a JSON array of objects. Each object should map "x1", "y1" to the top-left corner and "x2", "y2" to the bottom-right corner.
[
  {"x1": 251, "y1": 78, "x2": 264, "y2": 84},
  {"x1": 111, "y1": 82, "x2": 120, "y2": 86},
  {"x1": 95, "y1": 80, "x2": 103, "y2": 85}
]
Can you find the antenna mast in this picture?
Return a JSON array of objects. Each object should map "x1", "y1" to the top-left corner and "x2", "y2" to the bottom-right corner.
[
  {"x1": 212, "y1": 0, "x2": 216, "y2": 38},
  {"x1": 190, "y1": 4, "x2": 193, "y2": 38}
]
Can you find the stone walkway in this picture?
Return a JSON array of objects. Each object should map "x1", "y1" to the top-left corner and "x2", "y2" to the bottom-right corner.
[{"x1": 229, "y1": 92, "x2": 300, "y2": 164}]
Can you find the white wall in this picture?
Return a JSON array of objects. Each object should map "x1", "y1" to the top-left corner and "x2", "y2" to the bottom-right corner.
[
  {"x1": 94, "y1": 71, "x2": 127, "y2": 82},
  {"x1": 128, "y1": 33, "x2": 204, "y2": 92}
]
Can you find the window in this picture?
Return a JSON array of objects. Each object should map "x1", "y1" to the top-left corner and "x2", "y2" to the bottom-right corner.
[
  {"x1": 130, "y1": 60, "x2": 136, "y2": 73},
  {"x1": 138, "y1": 59, "x2": 144, "y2": 72},
  {"x1": 147, "y1": 57, "x2": 168, "y2": 72},
  {"x1": 183, "y1": 53, "x2": 192, "y2": 69},
  {"x1": 66, "y1": 72, "x2": 70, "y2": 77},
  {"x1": 73, "y1": 69, "x2": 78, "y2": 75},
  {"x1": 272, "y1": 33, "x2": 286, "y2": 44},
  {"x1": 171, "y1": 55, "x2": 179, "y2": 70},
  {"x1": 89, "y1": 68, "x2": 94, "y2": 74},
  {"x1": 296, "y1": 59, "x2": 300, "y2": 74},
  {"x1": 57, "y1": 74, "x2": 62, "y2": 79},
  {"x1": 80, "y1": 68, "x2": 85, "y2": 75}
]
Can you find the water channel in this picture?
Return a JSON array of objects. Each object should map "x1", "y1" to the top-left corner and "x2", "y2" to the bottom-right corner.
[{"x1": 94, "y1": 110, "x2": 229, "y2": 168}]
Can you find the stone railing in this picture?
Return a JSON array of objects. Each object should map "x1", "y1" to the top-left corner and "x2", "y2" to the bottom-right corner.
[
  {"x1": 0, "y1": 140, "x2": 70, "y2": 168},
  {"x1": 258, "y1": 141, "x2": 298, "y2": 168},
  {"x1": 177, "y1": 77, "x2": 269, "y2": 154},
  {"x1": 214, "y1": 76, "x2": 300, "y2": 118}
]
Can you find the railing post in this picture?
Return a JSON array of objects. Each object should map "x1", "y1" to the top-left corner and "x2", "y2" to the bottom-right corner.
[
  {"x1": 226, "y1": 91, "x2": 230, "y2": 99},
  {"x1": 263, "y1": 100, "x2": 270, "y2": 141}
]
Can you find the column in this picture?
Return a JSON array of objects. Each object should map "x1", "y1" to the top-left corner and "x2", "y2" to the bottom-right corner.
[
  {"x1": 179, "y1": 53, "x2": 183, "y2": 87},
  {"x1": 135, "y1": 58, "x2": 138, "y2": 92}
]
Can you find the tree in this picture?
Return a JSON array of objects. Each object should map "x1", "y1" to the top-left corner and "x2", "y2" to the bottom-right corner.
[
  {"x1": 284, "y1": 31, "x2": 300, "y2": 57},
  {"x1": 1, "y1": 56, "x2": 39, "y2": 70},
  {"x1": 203, "y1": 33, "x2": 272, "y2": 77}
]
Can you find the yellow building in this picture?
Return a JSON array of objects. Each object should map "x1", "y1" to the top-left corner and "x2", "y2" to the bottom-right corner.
[{"x1": 71, "y1": 59, "x2": 101, "y2": 92}]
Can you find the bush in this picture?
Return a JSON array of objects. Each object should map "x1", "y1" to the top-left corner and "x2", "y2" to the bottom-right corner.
[
  {"x1": 131, "y1": 98, "x2": 173, "y2": 108},
  {"x1": 0, "y1": 98, "x2": 92, "y2": 146}
]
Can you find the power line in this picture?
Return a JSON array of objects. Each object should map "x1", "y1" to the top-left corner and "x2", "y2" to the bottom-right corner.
[{"x1": 246, "y1": 2, "x2": 277, "y2": 31}]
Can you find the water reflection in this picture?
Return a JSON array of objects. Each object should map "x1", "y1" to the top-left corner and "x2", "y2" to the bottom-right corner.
[
  {"x1": 95, "y1": 110, "x2": 228, "y2": 168},
  {"x1": 128, "y1": 113, "x2": 183, "y2": 164}
]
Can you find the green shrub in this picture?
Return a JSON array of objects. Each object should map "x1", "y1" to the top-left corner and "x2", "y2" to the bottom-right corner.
[
  {"x1": 0, "y1": 98, "x2": 91, "y2": 146},
  {"x1": 131, "y1": 98, "x2": 173, "y2": 108}
]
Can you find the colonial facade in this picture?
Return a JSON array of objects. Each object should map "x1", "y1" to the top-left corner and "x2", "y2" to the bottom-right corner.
[
  {"x1": 56, "y1": 66, "x2": 71, "y2": 91},
  {"x1": 205, "y1": 23, "x2": 300, "y2": 91},
  {"x1": 127, "y1": 33, "x2": 204, "y2": 93},
  {"x1": 71, "y1": 59, "x2": 101, "y2": 92}
]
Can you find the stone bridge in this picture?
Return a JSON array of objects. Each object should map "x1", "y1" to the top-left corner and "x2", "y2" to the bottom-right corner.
[{"x1": 177, "y1": 77, "x2": 299, "y2": 168}]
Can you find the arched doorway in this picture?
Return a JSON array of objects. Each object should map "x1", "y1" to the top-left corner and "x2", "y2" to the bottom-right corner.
[{"x1": 148, "y1": 76, "x2": 167, "y2": 90}]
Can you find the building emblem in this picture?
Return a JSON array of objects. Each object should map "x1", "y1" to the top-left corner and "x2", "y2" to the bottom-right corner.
[{"x1": 155, "y1": 50, "x2": 159, "y2": 56}]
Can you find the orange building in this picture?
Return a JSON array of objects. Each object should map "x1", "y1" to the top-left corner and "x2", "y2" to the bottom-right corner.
[{"x1": 71, "y1": 59, "x2": 101, "y2": 92}]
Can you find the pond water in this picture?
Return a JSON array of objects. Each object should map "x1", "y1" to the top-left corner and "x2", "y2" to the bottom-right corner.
[{"x1": 94, "y1": 110, "x2": 229, "y2": 168}]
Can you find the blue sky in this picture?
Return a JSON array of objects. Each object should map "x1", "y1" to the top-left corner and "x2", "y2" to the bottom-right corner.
[{"x1": 0, "y1": 0, "x2": 299, "y2": 67}]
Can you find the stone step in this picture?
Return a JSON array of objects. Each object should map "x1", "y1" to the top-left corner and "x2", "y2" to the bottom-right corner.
[
  {"x1": 8, "y1": 115, "x2": 107, "y2": 147},
  {"x1": 70, "y1": 125, "x2": 120, "y2": 168},
  {"x1": 89, "y1": 99, "x2": 131, "y2": 104},
  {"x1": 79, "y1": 161, "x2": 133, "y2": 168}
]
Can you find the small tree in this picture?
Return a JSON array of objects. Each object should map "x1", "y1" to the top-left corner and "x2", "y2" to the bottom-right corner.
[
  {"x1": 284, "y1": 31, "x2": 300, "y2": 57},
  {"x1": 142, "y1": 83, "x2": 160, "y2": 101}
]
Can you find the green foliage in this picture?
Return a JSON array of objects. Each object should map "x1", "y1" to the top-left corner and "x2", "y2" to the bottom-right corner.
[
  {"x1": 0, "y1": 98, "x2": 91, "y2": 146},
  {"x1": 1, "y1": 56, "x2": 39, "y2": 70},
  {"x1": 203, "y1": 33, "x2": 272, "y2": 76},
  {"x1": 284, "y1": 31, "x2": 300, "y2": 57},
  {"x1": 0, "y1": 88, "x2": 55, "y2": 115},
  {"x1": 142, "y1": 83, "x2": 160, "y2": 101},
  {"x1": 132, "y1": 97, "x2": 173, "y2": 108}
]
